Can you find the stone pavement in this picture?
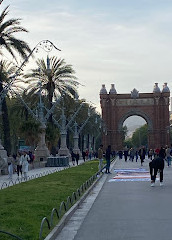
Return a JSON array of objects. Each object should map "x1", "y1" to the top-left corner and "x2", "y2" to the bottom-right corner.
[
  {"x1": 55, "y1": 156, "x2": 172, "y2": 240},
  {"x1": 0, "y1": 158, "x2": 86, "y2": 189}
]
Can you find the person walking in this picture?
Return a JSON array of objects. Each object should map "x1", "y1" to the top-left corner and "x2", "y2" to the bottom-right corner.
[
  {"x1": 105, "y1": 145, "x2": 111, "y2": 174},
  {"x1": 154, "y1": 147, "x2": 160, "y2": 157},
  {"x1": 159, "y1": 146, "x2": 166, "y2": 159},
  {"x1": 135, "y1": 149, "x2": 138, "y2": 162},
  {"x1": 149, "y1": 154, "x2": 165, "y2": 186},
  {"x1": 71, "y1": 150, "x2": 76, "y2": 166},
  {"x1": 166, "y1": 146, "x2": 171, "y2": 167},
  {"x1": 7, "y1": 156, "x2": 13, "y2": 179},
  {"x1": 139, "y1": 146, "x2": 146, "y2": 166},
  {"x1": 118, "y1": 150, "x2": 123, "y2": 159},
  {"x1": 130, "y1": 148, "x2": 135, "y2": 162},
  {"x1": 28, "y1": 151, "x2": 35, "y2": 169},
  {"x1": 75, "y1": 152, "x2": 80, "y2": 166},
  {"x1": 82, "y1": 150, "x2": 86, "y2": 162},
  {"x1": 98, "y1": 144, "x2": 104, "y2": 173},
  {"x1": 148, "y1": 149, "x2": 153, "y2": 160},
  {"x1": 20, "y1": 151, "x2": 30, "y2": 180},
  {"x1": 124, "y1": 147, "x2": 128, "y2": 162},
  {"x1": 15, "y1": 153, "x2": 22, "y2": 179}
]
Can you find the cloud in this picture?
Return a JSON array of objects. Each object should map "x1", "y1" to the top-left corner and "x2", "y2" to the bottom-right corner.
[{"x1": 1, "y1": 1, "x2": 172, "y2": 113}]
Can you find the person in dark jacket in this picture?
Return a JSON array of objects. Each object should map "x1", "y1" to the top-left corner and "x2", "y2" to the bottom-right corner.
[
  {"x1": 124, "y1": 148, "x2": 128, "y2": 162},
  {"x1": 105, "y1": 145, "x2": 111, "y2": 174},
  {"x1": 82, "y1": 150, "x2": 86, "y2": 162},
  {"x1": 159, "y1": 146, "x2": 166, "y2": 159},
  {"x1": 75, "y1": 152, "x2": 80, "y2": 166},
  {"x1": 138, "y1": 146, "x2": 146, "y2": 166},
  {"x1": 71, "y1": 151, "x2": 76, "y2": 166},
  {"x1": 149, "y1": 155, "x2": 164, "y2": 187}
]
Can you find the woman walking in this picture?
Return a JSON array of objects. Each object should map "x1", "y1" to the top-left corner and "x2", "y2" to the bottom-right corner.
[{"x1": 20, "y1": 151, "x2": 30, "y2": 180}]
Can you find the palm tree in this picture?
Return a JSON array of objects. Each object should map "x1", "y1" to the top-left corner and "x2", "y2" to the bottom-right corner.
[
  {"x1": 24, "y1": 56, "x2": 79, "y2": 111},
  {"x1": 0, "y1": 60, "x2": 18, "y2": 154},
  {"x1": 0, "y1": 5, "x2": 31, "y2": 61},
  {"x1": 0, "y1": 6, "x2": 31, "y2": 155}
]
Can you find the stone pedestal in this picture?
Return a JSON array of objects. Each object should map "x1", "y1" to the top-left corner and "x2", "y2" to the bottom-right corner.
[
  {"x1": 34, "y1": 127, "x2": 50, "y2": 163},
  {"x1": 73, "y1": 134, "x2": 81, "y2": 155},
  {"x1": 58, "y1": 132, "x2": 71, "y2": 157}
]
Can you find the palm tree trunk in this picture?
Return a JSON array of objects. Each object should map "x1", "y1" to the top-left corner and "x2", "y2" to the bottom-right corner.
[{"x1": 0, "y1": 81, "x2": 11, "y2": 155}]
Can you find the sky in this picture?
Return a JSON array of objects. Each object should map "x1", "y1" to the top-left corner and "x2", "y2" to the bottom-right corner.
[{"x1": 1, "y1": 0, "x2": 172, "y2": 113}]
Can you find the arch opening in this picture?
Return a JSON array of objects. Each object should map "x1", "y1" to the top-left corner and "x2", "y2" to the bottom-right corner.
[{"x1": 122, "y1": 115, "x2": 148, "y2": 149}]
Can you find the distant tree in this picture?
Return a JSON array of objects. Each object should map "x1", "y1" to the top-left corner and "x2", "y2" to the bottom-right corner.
[
  {"x1": 132, "y1": 124, "x2": 148, "y2": 148},
  {"x1": 20, "y1": 119, "x2": 41, "y2": 149},
  {"x1": 124, "y1": 138, "x2": 133, "y2": 149}
]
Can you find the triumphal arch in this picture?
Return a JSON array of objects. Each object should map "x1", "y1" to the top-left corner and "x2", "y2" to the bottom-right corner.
[{"x1": 100, "y1": 83, "x2": 170, "y2": 151}]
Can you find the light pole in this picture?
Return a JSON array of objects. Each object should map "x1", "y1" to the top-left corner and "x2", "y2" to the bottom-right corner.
[
  {"x1": 52, "y1": 97, "x2": 85, "y2": 157},
  {"x1": 0, "y1": 40, "x2": 60, "y2": 171},
  {"x1": 71, "y1": 107, "x2": 91, "y2": 155},
  {"x1": 34, "y1": 77, "x2": 50, "y2": 164},
  {"x1": 57, "y1": 107, "x2": 70, "y2": 156}
]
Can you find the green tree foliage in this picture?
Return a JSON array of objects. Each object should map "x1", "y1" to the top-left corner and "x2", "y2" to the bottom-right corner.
[
  {"x1": 124, "y1": 138, "x2": 133, "y2": 149},
  {"x1": 20, "y1": 119, "x2": 41, "y2": 149},
  {"x1": 24, "y1": 56, "x2": 79, "y2": 111},
  {"x1": 0, "y1": 6, "x2": 31, "y2": 155},
  {"x1": 45, "y1": 122, "x2": 60, "y2": 151},
  {"x1": 0, "y1": 61, "x2": 19, "y2": 155},
  {"x1": 0, "y1": 5, "x2": 31, "y2": 61},
  {"x1": 132, "y1": 124, "x2": 148, "y2": 148}
]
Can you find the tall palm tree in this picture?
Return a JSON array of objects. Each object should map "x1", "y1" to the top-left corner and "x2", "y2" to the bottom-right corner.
[
  {"x1": 25, "y1": 56, "x2": 78, "y2": 105},
  {"x1": 0, "y1": 5, "x2": 31, "y2": 155},
  {"x1": 24, "y1": 56, "x2": 79, "y2": 121}
]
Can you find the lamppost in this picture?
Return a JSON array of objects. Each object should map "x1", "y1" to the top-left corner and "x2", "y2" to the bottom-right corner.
[
  {"x1": 34, "y1": 77, "x2": 50, "y2": 164},
  {"x1": 71, "y1": 107, "x2": 91, "y2": 155},
  {"x1": 57, "y1": 106, "x2": 70, "y2": 156},
  {"x1": 52, "y1": 97, "x2": 84, "y2": 156}
]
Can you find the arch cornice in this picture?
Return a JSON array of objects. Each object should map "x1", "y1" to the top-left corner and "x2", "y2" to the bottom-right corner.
[{"x1": 117, "y1": 109, "x2": 153, "y2": 131}]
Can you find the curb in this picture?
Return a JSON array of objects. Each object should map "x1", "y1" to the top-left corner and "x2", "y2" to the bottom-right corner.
[
  {"x1": 45, "y1": 158, "x2": 117, "y2": 240},
  {"x1": 44, "y1": 174, "x2": 103, "y2": 240}
]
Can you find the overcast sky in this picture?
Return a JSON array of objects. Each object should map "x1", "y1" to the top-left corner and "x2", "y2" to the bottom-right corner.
[{"x1": 1, "y1": 0, "x2": 172, "y2": 112}]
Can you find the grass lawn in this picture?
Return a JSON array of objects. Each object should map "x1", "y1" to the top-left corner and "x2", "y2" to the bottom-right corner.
[{"x1": 0, "y1": 159, "x2": 104, "y2": 240}]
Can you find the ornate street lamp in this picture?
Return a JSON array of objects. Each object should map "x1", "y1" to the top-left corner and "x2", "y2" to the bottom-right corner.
[
  {"x1": 52, "y1": 98, "x2": 85, "y2": 157},
  {"x1": 71, "y1": 107, "x2": 91, "y2": 155}
]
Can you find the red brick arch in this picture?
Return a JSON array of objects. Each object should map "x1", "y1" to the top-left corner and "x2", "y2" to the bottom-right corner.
[{"x1": 100, "y1": 86, "x2": 170, "y2": 151}]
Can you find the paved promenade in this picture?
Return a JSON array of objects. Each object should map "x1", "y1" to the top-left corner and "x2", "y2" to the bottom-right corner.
[{"x1": 55, "y1": 156, "x2": 172, "y2": 240}]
